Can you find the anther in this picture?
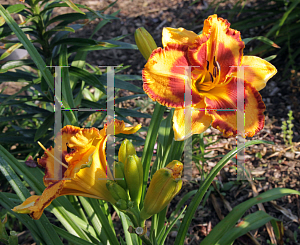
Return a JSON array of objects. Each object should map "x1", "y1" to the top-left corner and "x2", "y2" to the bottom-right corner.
[
  {"x1": 213, "y1": 56, "x2": 217, "y2": 67},
  {"x1": 209, "y1": 72, "x2": 214, "y2": 83},
  {"x1": 213, "y1": 56, "x2": 221, "y2": 76},
  {"x1": 213, "y1": 67, "x2": 217, "y2": 78},
  {"x1": 216, "y1": 60, "x2": 220, "y2": 75},
  {"x1": 206, "y1": 60, "x2": 209, "y2": 71}
]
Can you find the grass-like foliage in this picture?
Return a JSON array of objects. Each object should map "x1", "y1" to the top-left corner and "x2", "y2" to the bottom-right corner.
[{"x1": 0, "y1": 0, "x2": 146, "y2": 159}]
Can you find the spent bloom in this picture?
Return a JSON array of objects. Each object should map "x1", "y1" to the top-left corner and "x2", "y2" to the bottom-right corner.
[
  {"x1": 12, "y1": 120, "x2": 141, "y2": 220},
  {"x1": 142, "y1": 14, "x2": 277, "y2": 140}
]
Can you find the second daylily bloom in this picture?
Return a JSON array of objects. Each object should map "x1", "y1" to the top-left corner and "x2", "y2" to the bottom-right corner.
[
  {"x1": 142, "y1": 14, "x2": 277, "y2": 140},
  {"x1": 12, "y1": 120, "x2": 141, "y2": 220}
]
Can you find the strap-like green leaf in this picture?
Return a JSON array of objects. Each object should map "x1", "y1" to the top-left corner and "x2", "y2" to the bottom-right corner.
[
  {"x1": 88, "y1": 198, "x2": 120, "y2": 245},
  {"x1": 140, "y1": 103, "x2": 165, "y2": 206},
  {"x1": 243, "y1": 36, "x2": 279, "y2": 48},
  {"x1": 202, "y1": 187, "x2": 300, "y2": 244},
  {"x1": 34, "y1": 112, "x2": 54, "y2": 141},
  {"x1": 0, "y1": 43, "x2": 23, "y2": 60},
  {"x1": 69, "y1": 66, "x2": 106, "y2": 93},
  {"x1": 0, "y1": 146, "x2": 64, "y2": 245},
  {"x1": 62, "y1": 0, "x2": 85, "y2": 15},
  {"x1": 0, "y1": 4, "x2": 54, "y2": 92},
  {"x1": 217, "y1": 211, "x2": 279, "y2": 244},
  {"x1": 174, "y1": 140, "x2": 275, "y2": 245},
  {"x1": 52, "y1": 225, "x2": 99, "y2": 245},
  {"x1": 78, "y1": 197, "x2": 108, "y2": 244},
  {"x1": 6, "y1": 4, "x2": 26, "y2": 14}
]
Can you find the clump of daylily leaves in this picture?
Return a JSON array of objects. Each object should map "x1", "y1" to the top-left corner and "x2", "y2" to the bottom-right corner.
[
  {"x1": 10, "y1": 13, "x2": 300, "y2": 245},
  {"x1": 12, "y1": 119, "x2": 183, "y2": 242}
]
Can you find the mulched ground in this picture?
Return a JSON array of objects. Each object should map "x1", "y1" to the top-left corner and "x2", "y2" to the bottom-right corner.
[{"x1": 1, "y1": 0, "x2": 300, "y2": 244}]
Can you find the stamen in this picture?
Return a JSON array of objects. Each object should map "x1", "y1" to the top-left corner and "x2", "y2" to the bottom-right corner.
[
  {"x1": 209, "y1": 72, "x2": 214, "y2": 83},
  {"x1": 213, "y1": 56, "x2": 221, "y2": 76},
  {"x1": 206, "y1": 60, "x2": 209, "y2": 71},
  {"x1": 213, "y1": 67, "x2": 217, "y2": 78},
  {"x1": 37, "y1": 141, "x2": 68, "y2": 168},
  {"x1": 215, "y1": 60, "x2": 221, "y2": 75},
  {"x1": 213, "y1": 56, "x2": 217, "y2": 67}
]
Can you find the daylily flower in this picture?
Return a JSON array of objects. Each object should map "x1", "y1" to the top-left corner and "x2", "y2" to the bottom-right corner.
[
  {"x1": 143, "y1": 14, "x2": 277, "y2": 140},
  {"x1": 12, "y1": 120, "x2": 141, "y2": 220}
]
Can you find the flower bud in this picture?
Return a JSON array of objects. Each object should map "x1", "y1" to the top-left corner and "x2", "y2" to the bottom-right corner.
[
  {"x1": 124, "y1": 155, "x2": 143, "y2": 206},
  {"x1": 118, "y1": 139, "x2": 136, "y2": 164},
  {"x1": 106, "y1": 180, "x2": 128, "y2": 204},
  {"x1": 114, "y1": 161, "x2": 127, "y2": 190},
  {"x1": 115, "y1": 199, "x2": 128, "y2": 210},
  {"x1": 134, "y1": 27, "x2": 157, "y2": 60},
  {"x1": 140, "y1": 160, "x2": 183, "y2": 221}
]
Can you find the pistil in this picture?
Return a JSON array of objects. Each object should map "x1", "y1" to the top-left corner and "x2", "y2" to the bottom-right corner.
[{"x1": 37, "y1": 141, "x2": 68, "y2": 168}]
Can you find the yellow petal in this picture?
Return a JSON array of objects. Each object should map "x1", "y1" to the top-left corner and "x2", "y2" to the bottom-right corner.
[
  {"x1": 20, "y1": 181, "x2": 65, "y2": 220},
  {"x1": 162, "y1": 27, "x2": 198, "y2": 48},
  {"x1": 173, "y1": 100, "x2": 212, "y2": 141},
  {"x1": 143, "y1": 45, "x2": 202, "y2": 108},
  {"x1": 241, "y1": 56, "x2": 277, "y2": 91},
  {"x1": 202, "y1": 15, "x2": 245, "y2": 84},
  {"x1": 12, "y1": 195, "x2": 39, "y2": 214},
  {"x1": 101, "y1": 119, "x2": 141, "y2": 137},
  {"x1": 38, "y1": 126, "x2": 101, "y2": 186}
]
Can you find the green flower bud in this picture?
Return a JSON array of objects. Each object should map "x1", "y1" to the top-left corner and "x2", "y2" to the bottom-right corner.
[
  {"x1": 106, "y1": 180, "x2": 128, "y2": 203},
  {"x1": 115, "y1": 199, "x2": 128, "y2": 210},
  {"x1": 114, "y1": 161, "x2": 127, "y2": 190},
  {"x1": 118, "y1": 139, "x2": 136, "y2": 164},
  {"x1": 140, "y1": 160, "x2": 183, "y2": 221},
  {"x1": 8, "y1": 231, "x2": 18, "y2": 245},
  {"x1": 134, "y1": 27, "x2": 157, "y2": 60},
  {"x1": 124, "y1": 155, "x2": 143, "y2": 206}
]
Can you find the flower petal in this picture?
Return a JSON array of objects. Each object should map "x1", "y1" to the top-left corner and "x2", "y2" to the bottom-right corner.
[
  {"x1": 12, "y1": 195, "x2": 40, "y2": 214},
  {"x1": 101, "y1": 119, "x2": 141, "y2": 138},
  {"x1": 114, "y1": 120, "x2": 141, "y2": 135},
  {"x1": 162, "y1": 27, "x2": 198, "y2": 48},
  {"x1": 13, "y1": 181, "x2": 65, "y2": 220},
  {"x1": 143, "y1": 45, "x2": 202, "y2": 108},
  {"x1": 204, "y1": 78, "x2": 265, "y2": 137},
  {"x1": 38, "y1": 126, "x2": 100, "y2": 186},
  {"x1": 241, "y1": 56, "x2": 277, "y2": 91},
  {"x1": 173, "y1": 101, "x2": 212, "y2": 141},
  {"x1": 203, "y1": 15, "x2": 245, "y2": 83},
  {"x1": 187, "y1": 34, "x2": 210, "y2": 69}
]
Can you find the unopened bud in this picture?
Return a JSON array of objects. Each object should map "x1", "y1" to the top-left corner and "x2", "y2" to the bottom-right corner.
[
  {"x1": 118, "y1": 139, "x2": 136, "y2": 164},
  {"x1": 135, "y1": 27, "x2": 157, "y2": 60},
  {"x1": 106, "y1": 180, "x2": 128, "y2": 204},
  {"x1": 114, "y1": 162, "x2": 127, "y2": 190},
  {"x1": 140, "y1": 160, "x2": 183, "y2": 220},
  {"x1": 124, "y1": 155, "x2": 143, "y2": 206},
  {"x1": 115, "y1": 199, "x2": 128, "y2": 210}
]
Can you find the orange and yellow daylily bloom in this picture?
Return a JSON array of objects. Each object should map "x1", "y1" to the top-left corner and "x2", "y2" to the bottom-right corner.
[
  {"x1": 143, "y1": 15, "x2": 277, "y2": 140},
  {"x1": 12, "y1": 120, "x2": 141, "y2": 220}
]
